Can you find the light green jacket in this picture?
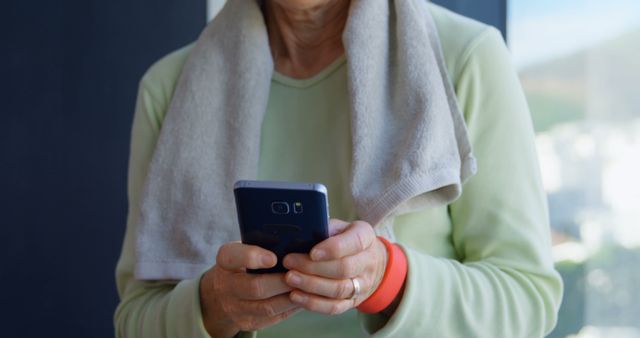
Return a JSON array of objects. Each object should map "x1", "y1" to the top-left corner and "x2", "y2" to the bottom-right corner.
[{"x1": 114, "y1": 4, "x2": 563, "y2": 338}]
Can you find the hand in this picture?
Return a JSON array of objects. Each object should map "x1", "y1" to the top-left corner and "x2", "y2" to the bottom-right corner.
[
  {"x1": 282, "y1": 219, "x2": 388, "y2": 315},
  {"x1": 199, "y1": 242, "x2": 301, "y2": 337}
]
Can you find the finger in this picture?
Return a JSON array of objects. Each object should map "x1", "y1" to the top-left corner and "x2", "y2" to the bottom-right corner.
[
  {"x1": 310, "y1": 221, "x2": 375, "y2": 261},
  {"x1": 286, "y1": 271, "x2": 365, "y2": 300},
  {"x1": 284, "y1": 252, "x2": 365, "y2": 279},
  {"x1": 241, "y1": 293, "x2": 300, "y2": 317},
  {"x1": 216, "y1": 242, "x2": 277, "y2": 271},
  {"x1": 289, "y1": 290, "x2": 354, "y2": 315},
  {"x1": 328, "y1": 219, "x2": 351, "y2": 236},
  {"x1": 232, "y1": 273, "x2": 293, "y2": 300}
]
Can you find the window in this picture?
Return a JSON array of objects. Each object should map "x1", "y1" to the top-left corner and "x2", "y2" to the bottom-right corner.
[
  {"x1": 207, "y1": 0, "x2": 225, "y2": 21},
  {"x1": 509, "y1": 1, "x2": 640, "y2": 337}
]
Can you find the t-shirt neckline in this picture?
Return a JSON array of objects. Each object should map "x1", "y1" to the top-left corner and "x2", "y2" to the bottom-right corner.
[{"x1": 272, "y1": 54, "x2": 347, "y2": 89}]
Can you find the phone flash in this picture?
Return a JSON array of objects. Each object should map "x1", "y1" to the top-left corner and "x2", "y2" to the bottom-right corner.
[{"x1": 293, "y1": 202, "x2": 303, "y2": 214}]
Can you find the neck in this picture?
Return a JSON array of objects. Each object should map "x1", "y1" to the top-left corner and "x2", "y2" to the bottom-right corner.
[{"x1": 264, "y1": 0, "x2": 350, "y2": 79}]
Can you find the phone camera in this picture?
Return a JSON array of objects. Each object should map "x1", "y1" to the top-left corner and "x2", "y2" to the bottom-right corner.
[
  {"x1": 293, "y1": 202, "x2": 303, "y2": 214},
  {"x1": 271, "y1": 201, "x2": 290, "y2": 214}
]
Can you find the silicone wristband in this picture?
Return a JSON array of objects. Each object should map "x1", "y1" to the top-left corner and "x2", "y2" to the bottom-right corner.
[{"x1": 357, "y1": 237, "x2": 408, "y2": 314}]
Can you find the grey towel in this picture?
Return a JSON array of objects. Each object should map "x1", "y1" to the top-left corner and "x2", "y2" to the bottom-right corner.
[{"x1": 134, "y1": 0, "x2": 477, "y2": 280}]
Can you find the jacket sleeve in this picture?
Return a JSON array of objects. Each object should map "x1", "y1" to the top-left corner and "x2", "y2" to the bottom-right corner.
[
  {"x1": 359, "y1": 28, "x2": 563, "y2": 338},
  {"x1": 112, "y1": 78, "x2": 217, "y2": 338}
]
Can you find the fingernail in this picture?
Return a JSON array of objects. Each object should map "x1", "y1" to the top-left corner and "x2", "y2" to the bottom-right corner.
[
  {"x1": 262, "y1": 255, "x2": 274, "y2": 267},
  {"x1": 311, "y1": 249, "x2": 326, "y2": 261},
  {"x1": 288, "y1": 272, "x2": 302, "y2": 286},
  {"x1": 291, "y1": 292, "x2": 306, "y2": 304}
]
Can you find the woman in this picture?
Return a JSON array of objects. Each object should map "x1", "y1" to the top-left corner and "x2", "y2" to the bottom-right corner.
[{"x1": 114, "y1": 0, "x2": 563, "y2": 337}]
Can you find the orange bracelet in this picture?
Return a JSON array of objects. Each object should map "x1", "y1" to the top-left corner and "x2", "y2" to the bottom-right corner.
[{"x1": 357, "y1": 237, "x2": 408, "y2": 314}]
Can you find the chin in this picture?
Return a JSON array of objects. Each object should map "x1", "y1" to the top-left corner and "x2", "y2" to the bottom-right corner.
[{"x1": 268, "y1": 0, "x2": 339, "y2": 11}]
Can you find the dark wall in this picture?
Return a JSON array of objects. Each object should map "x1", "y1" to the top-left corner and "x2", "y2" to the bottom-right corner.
[
  {"x1": 433, "y1": 0, "x2": 507, "y2": 38},
  {"x1": 1, "y1": 1, "x2": 205, "y2": 337},
  {"x1": 0, "y1": 1, "x2": 504, "y2": 337}
]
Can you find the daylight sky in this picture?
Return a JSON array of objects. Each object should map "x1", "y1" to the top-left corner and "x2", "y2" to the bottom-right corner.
[{"x1": 508, "y1": 0, "x2": 640, "y2": 69}]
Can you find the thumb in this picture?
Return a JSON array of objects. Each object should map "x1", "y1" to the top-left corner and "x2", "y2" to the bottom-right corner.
[{"x1": 328, "y1": 218, "x2": 351, "y2": 236}]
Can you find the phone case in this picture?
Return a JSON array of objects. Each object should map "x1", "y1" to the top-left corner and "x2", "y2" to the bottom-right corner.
[{"x1": 233, "y1": 180, "x2": 330, "y2": 273}]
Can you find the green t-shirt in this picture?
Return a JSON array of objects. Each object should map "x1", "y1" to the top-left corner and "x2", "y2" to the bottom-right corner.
[
  {"x1": 114, "y1": 4, "x2": 563, "y2": 338},
  {"x1": 258, "y1": 55, "x2": 356, "y2": 223}
]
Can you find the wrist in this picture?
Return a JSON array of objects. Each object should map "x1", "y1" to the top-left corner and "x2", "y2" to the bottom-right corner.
[
  {"x1": 370, "y1": 238, "x2": 388, "y2": 297},
  {"x1": 199, "y1": 267, "x2": 240, "y2": 338},
  {"x1": 357, "y1": 237, "x2": 408, "y2": 314},
  {"x1": 201, "y1": 308, "x2": 238, "y2": 338}
]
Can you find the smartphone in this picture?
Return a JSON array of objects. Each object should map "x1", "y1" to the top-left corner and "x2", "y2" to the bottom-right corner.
[{"x1": 233, "y1": 180, "x2": 330, "y2": 273}]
